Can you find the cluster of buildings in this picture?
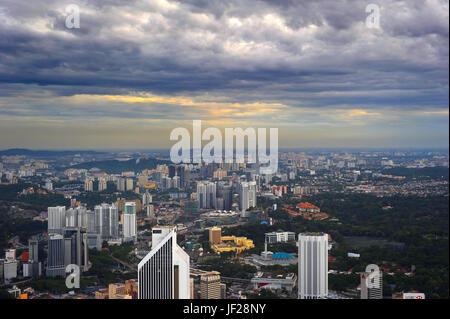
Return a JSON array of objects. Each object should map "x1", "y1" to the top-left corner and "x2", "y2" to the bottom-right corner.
[
  {"x1": 44, "y1": 201, "x2": 139, "y2": 278},
  {"x1": 95, "y1": 280, "x2": 138, "y2": 299},
  {"x1": 1, "y1": 239, "x2": 42, "y2": 284}
]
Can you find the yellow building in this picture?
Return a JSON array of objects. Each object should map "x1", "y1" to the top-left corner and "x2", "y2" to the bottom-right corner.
[
  {"x1": 211, "y1": 235, "x2": 254, "y2": 254},
  {"x1": 209, "y1": 227, "x2": 222, "y2": 244}
]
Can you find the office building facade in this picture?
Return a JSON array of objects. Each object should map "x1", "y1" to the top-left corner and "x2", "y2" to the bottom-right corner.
[
  {"x1": 298, "y1": 232, "x2": 328, "y2": 299},
  {"x1": 138, "y1": 226, "x2": 190, "y2": 299}
]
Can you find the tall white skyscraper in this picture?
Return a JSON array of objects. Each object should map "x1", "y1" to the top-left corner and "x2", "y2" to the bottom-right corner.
[
  {"x1": 197, "y1": 181, "x2": 217, "y2": 209},
  {"x1": 298, "y1": 232, "x2": 328, "y2": 299},
  {"x1": 123, "y1": 202, "x2": 137, "y2": 242},
  {"x1": 138, "y1": 226, "x2": 190, "y2": 299},
  {"x1": 48, "y1": 206, "x2": 66, "y2": 235},
  {"x1": 361, "y1": 264, "x2": 382, "y2": 299},
  {"x1": 239, "y1": 181, "x2": 257, "y2": 212}
]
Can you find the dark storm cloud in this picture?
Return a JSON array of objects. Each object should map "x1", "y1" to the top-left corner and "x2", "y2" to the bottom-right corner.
[{"x1": 0, "y1": 0, "x2": 448, "y2": 149}]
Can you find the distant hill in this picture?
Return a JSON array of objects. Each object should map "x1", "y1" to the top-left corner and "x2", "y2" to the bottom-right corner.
[
  {"x1": 70, "y1": 157, "x2": 172, "y2": 174},
  {"x1": 0, "y1": 148, "x2": 104, "y2": 157},
  {"x1": 382, "y1": 166, "x2": 449, "y2": 179}
]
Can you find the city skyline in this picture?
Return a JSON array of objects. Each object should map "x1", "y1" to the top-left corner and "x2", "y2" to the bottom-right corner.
[{"x1": 0, "y1": 0, "x2": 448, "y2": 150}]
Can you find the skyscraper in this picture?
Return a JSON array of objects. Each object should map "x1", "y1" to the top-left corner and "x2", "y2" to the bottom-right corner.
[
  {"x1": 123, "y1": 202, "x2": 137, "y2": 242},
  {"x1": 66, "y1": 206, "x2": 88, "y2": 229},
  {"x1": 138, "y1": 226, "x2": 190, "y2": 299},
  {"x1": 48, "y1": 206, "x2": 66, "y2": 235},
  {"x1": 197, "y1": 181, "x2": 216, "y2": 209},
  {"x1": 239, "y1": 181, "x2": 257, "y2": 212},
  {"x1": 298, "y1": 232, "x2": 328, "y2": 299},
  {"x1": 361, "y1": 264, "x2": 383, "y2": 299},
  {"x1": 46, "y1": 234, "x2": 65, "y2": 277},
  {"x1": 94, "y1": 203, "x2": 119, "y2": 241},
  {"x1": 217, "y1": 184, "x2": 233, "y2": 211}
]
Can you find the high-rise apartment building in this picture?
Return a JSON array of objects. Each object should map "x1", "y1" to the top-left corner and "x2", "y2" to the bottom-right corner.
[
  {"x1": 84, "y1": 178, "x2": 94, "y2": 192},
  {"x1": 197, "y1": 181, "x2": 216, "y2": 209},
  {"x1": 123, "y1": 202, "x2": 137, "y2": 242},
  {"x1": 117, "y1": 177, "x2": 126, "y2": 192},
  {"x1": 361, "y1": 264, "x2": 383, "y2": 299},
  {"x1": 94, "y1": 203, "x2": 119, "y2": 241},
  {"x1": 48, "y1": 206, "x2": 66, "y2": 235},
  {"x1": 126, "y1": 178, "x2": 134, "y2": 191},
  {"x1": 65, "y1": 206, "x2": 87, "y2": 229},
  {"x1": 298, "y1": 232, "x2": 328, "y2": 299},
  {"x1": 142, "y1": 190, "x2": 152, "y2": 206},
  {"x1": 98, "y1": 178, "x2": 107, "y2": 191},
  {"x1": 138, "y1": 226, "x2": 190, "y2": 299},
  {"x1": 239, "y1": 181, "x2": 257, "y2": 212}
]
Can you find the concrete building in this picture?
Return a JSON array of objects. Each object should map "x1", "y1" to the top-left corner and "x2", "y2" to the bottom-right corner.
[
  {"x1": 3, "y1": 260, "x2": 18, "y2": 282},
  {"x1": 46, "y1": 234, "x2": 65, "y2": 277},
  {"x1": 94, "y1": 203, "x2": 119, "y2": 241},
  {"x1": 142, "y1": 190, "x2": 152, "y2": 206},
  {"x1": 298, "y1": 232, "x2": 328, "y2": 299},
  {"x1": 239, "y1": 181, "x2": 257, "y2": 212},
  {"x1": 123, "y1": 202, "x2": 137, "y2": 242},
  {"x1": 265, "y1": 231, "x2": 296, "y2": 243},
  {"x1": 209, "y1": 226, "x2": 222, "y2": 245},
  {"x1": 23, "y1": 261, "x2": 42, "y2": 278},
  {"x1": 197, "y1": 181, "x2": 217, "y2": 209},
  {"x1": 200, "y1": 271, "x2": 221, "y2": 299},
  {"x1": 48, "y1": 206, "x2": 66, "y2": 235},
  {"x1": 138, "y1": 226, "x2": 190, "y2": 299},
  {"x1": 109, "y1": 283, "x2": 126, "y2": 299},
  {"x1": 47, "y1": 229, "x2": 90, "y2": 278},
  {"x1": 98, "y1": 178, "x2": 107, "y2": 191},
  {"x1": 84, "y1": 178, "x2": 94, "y2": 192},
  {"x1": 251, "y1": 272, "x2": 297, "y2": 292}
]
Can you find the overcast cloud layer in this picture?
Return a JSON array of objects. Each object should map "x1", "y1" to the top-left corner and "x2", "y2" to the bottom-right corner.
[{"x1": 0, "y1": 0, "x2": 448, "y2": 149}]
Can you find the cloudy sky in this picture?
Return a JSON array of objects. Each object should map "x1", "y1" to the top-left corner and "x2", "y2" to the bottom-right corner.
[{"x1": 0, "y1": 0, "x2": 448, "y2": 150}]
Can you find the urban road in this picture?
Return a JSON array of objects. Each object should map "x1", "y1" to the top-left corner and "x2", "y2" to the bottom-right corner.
[{"x1": 108, "y1": 253, "x2": 252, "y2": 284}]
